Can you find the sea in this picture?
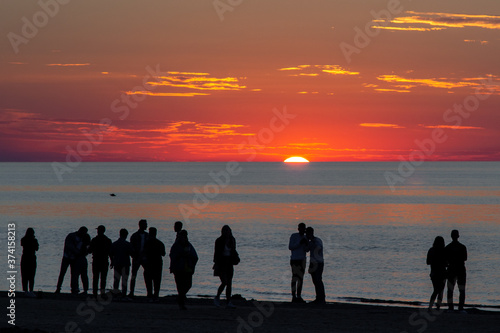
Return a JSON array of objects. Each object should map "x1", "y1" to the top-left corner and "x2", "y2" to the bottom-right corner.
[{"x1": 1, "y1": 162, "x2": 499, "y2": 308}]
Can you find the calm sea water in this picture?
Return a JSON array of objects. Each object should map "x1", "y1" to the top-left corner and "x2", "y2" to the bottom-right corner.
[{"x1": 1, "y1": 162, "x2": 499, "y2": 307}]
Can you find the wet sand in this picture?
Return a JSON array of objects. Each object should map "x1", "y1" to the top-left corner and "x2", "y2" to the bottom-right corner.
[{"x1": 2, "y1": 291, "x2": 499, "y2": 333}]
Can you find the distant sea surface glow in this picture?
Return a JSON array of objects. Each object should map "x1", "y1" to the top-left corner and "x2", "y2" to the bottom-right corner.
[{"x1": 1, "y1": 162, "x2": 499, "y2": 307}]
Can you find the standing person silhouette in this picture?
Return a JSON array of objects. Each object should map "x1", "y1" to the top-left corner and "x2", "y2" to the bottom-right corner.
[
  {"x1": 445, "y1": 230, "x2": 468, "y2": 313},
  {"x1": 89, "y1": 225, "x2": 112, "y2": 297},
  {"x1": 110, "y1": 228, "x2": 134, "y2": 298},
  {"x1": 426, "y1": 236, "x2": 447, "y2": 312},
  {"x1": 306, "y1": 227, "x2": 325, "y2": 304},
  {"x1": 129, "y1": 219, "x2": 149, "y2": 297},
  {"x1": 288, "y1": 223, "x2": 308, "y2": 303},
  {"x1": 74, "y1": 229, "x2": 91, "y2": 295},
  {"x1": 213, "y1": 225, "x2": 239, "y2": 309},
  {"x1": 144, "y1": 227, "x2": 166, "y2": 301},
  {"x1": 55, "y1": 226, "x2": 89, "y2": 294},
  {"x1": 21, "y1": 228, "x2": 39, "y2": 297},
  {"x1": 169, "y1": 230, "x2": 198, "y2": 310}
]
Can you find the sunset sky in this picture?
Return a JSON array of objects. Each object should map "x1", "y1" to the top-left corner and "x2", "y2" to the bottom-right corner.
[{"x1": 1, "y1": 0, "x2": 499, "y2": 162}]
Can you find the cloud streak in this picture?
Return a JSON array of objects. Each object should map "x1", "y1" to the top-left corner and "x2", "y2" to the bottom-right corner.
[
  {"x1": 373, "y1": 11, "x2": 500, "y2": 32},
  {"x1": 359, "y1": 123, "x2": 405, "y2": 129},
  {"x1": 0, "y1": 110, "x2": 257, "y2": 161},
  {"x1": 127, "y1": 71, "x2": 250, "y2": 97},
  {"x1": 278, "y1": 65, "x2": 359, "y2": 76},
  {"x1": 374, "y1": 74, "x2": 500, "y2": 93},
  {"x1": 377, "y1": 75, "x2": 477, "y2": 89},
  {"x1": 148, "y1": 72, "x2": 247, "y2": 91},
  {"x1": 46, "y1": 63, "x2": 91, "y2": 67},
  {"x1": 420, "y1": 125, "x2": 484, "y2": 130},
  {"x1": 125, "y1": 91, "x2": 209, "y2": 97}
]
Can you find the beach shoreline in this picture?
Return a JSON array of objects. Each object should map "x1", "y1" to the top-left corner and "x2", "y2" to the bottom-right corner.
[{"x1": 2, "y1": 291, "x2": 499, "y2": 333}]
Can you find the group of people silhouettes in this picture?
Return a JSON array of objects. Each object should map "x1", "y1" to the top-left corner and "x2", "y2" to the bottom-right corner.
[
  {"x1": 427, "y1": 229, "x2": 468, "y2": 313},
  {"x1": 48, "y1": 220, "x2": 243, "y2": 309},
  {"x1": 19, "y1": 222, "x2": 468, "y2": 311},
  {"x1": 51, "y1": 220, "x2": 198, "y2": 309}
]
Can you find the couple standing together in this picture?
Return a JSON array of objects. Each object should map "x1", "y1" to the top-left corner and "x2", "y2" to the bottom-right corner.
[
  {"x1": 427, "y1": 229, "x2": 468, "y2": 313},
  {"x1": 289, "y1": 223, "x2": 325, "y2": 304}
]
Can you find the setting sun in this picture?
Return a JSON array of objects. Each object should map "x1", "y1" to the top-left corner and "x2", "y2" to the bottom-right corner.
[{"x1": 284, "y1": 156, "x2": 310, "y2": 163}]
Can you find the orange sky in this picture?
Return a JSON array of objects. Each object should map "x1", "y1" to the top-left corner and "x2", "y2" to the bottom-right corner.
[{"x1": 1, "y1": 0, "x2": 499, "y2": 162}]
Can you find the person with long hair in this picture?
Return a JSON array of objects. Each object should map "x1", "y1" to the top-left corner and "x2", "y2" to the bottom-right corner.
[
  {"x1": 306, "y1": 227, "x2": 325, "y2": 304},
  {"x1": 426, "y1": 236, "x2": 447, "y2": 312},
  {"x1": 21, "y1": 228, "x2": 39, "y2": 297},
  {"x1": 213, "y1": 225, "x2": 238, "y2": 309}
]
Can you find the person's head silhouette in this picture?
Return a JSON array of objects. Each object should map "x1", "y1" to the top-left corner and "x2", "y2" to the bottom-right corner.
[
  {"x1": 433, "y1": 236, "x2": 445, "y2": 249},
  {"x1": 221, "y1": 225, "x2": 232, "y2": 237},
  {"x1": 25, "y1": 227, "x2": 35, "y2": 238},
  {"x1": 174, "y1": 221, "x2": 183, "y2": 233},
  {"x1": 149, "y1": 227, "x2": 157, "y2": 239},
  {"x1": 119, "y1": 228, "x2": 128, "y2": 239},
  {"x1": 96, "y1": 225, "x2": 105, "y2": 235},
  {"x1": 451, "y1": 229, "x2": 460, "y2": 241},
  {"x1": 138, "y1": 219, "x2": 148, "y2": 231},
  {"x1": 306, "y1": 227, "x2": 314, "y2": 240},
  {"x1": 298, "y1": 223, "x2": 306, "y2": 235},
  {"x1": 77, "y1": 226, "x2": 88, "y2": 237}
]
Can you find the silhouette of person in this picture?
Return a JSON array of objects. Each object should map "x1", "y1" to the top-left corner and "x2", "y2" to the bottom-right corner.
[
  {"x1": 55, "y1": 226, "x2": 89, "y2": 294},
  {"x1": 213, "y1": 225, "x2": 238, "y2": 309},
  {"x1": 306, "y1": 227, "x2": 325, "y2": 304},
  {"x1": 21, "y1": 228, "x2": 39, "y2": 297},
  {"x1": 89, "y1": 225, "x2": 112, "y2": 297},
  {"x1": 169, "y1": 230, "x2": 198, "y2": 310},
  {"x1": 144, "y1": 227, "x2": 166, "y2": 301},
  {"x1": 129, "y1": 219, "x2": 149, "y2": 297},
  {"x1": 110, "y1": 229, "x2": 134, "y2": 298},
  {"x1": 174, "y1": 221, "x2": 183, "y2": 239},
  {"x1": 445, "y1": 230, "x2": 467, "y2": 312},
  {"x1": 74, "y1": 229, "x2": 91, "y2": 295},
  {"x1": 288, "y1": 222, "x2": 308, "y2": 303},
  {"x1": 426, "y1": 236, "x2": 447, "y2": 312}
]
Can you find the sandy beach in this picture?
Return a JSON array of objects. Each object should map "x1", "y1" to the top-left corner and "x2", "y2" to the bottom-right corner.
[{"x1": 2, "y1": 291, "x2": 499, "y2": 333}]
